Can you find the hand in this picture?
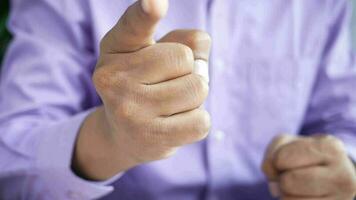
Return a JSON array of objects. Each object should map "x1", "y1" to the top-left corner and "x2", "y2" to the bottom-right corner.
[
  {"x1": 73, "y1": 0, "x2": 211, "y2": 180},
  {"x1": 262, "y1": 134, "x2": 356, "y2": 200}
]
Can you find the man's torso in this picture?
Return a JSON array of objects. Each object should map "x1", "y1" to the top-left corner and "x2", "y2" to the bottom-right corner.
[{"x1": 80, "y1": 0, "x2": 334, "y2": 199}]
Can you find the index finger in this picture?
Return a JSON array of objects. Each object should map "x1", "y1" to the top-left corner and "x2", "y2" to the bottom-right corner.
[
  {"x1": 261, "y1": 135, "x2": 298, "y2": 197},
  {"x1": 262, "y1": 135, "x2": 298, "y2": 181}
]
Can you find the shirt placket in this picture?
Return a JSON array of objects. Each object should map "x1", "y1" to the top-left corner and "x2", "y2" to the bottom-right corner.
[{"x1": 205, "y1": 0, "x2": 237, "y2": 199}]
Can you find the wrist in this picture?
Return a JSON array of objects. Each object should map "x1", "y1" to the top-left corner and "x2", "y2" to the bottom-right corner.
[{"x1": 72, "y1": 107, "x2": 136, "y2": 181}]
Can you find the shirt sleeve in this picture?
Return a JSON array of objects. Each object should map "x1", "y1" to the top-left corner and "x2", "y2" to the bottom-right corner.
[
  {"x1": 300, "y1": 0, "x2": 356, "y2": 161},
  {"x1": 0, "y1": 0, "x2": 119, "y2": 199}
]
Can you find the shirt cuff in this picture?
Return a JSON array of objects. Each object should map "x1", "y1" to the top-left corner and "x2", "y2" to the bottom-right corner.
[{"x1": 35, "y1": 109, "x2": 122, "y2": 200}]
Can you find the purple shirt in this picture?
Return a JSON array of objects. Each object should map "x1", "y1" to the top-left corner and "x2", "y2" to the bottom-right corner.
[{"x1": 1, "y1": 0, "x2": 356, "y2": 199}]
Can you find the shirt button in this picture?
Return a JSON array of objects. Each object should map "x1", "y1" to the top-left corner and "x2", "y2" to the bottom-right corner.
[{"x1": 214, "y1": 130, "x2": 226, "y2": 141}]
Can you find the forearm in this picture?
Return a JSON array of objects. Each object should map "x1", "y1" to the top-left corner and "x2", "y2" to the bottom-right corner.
[
  {"x1": 0, "y1": 110, "x2": 115, "y2": 199},
  {"x1": 72, "y1": 106, "x2": 138, "y2": 181}
]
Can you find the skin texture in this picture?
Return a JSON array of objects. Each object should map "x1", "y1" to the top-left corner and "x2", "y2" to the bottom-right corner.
[
  {"x1": 262, "y1": 134, "x2": 356, "y2": 200},
  {"x1": 72, "y1": 0, "x2": 212, "y2": 181},
  {"x1": 72, "y1": 0, "x2": 356, "y2": 197}
]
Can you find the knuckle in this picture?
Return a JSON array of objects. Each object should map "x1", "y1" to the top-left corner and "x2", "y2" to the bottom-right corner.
[
  {"x1": 269, "y1": 135, "x2": 290, "y2": 150},
  {"x1": 320, "y1": 135, "x2": 345, "y2": 154},
  {"x1": 319, "y1": 134, "x2": 337, "y2": 143},
  {"x1": 92, "y1": 67, "x2": 111, "y2": 90},
  {"x1": 189, "y1": 75, "x2": 209, "y2": 100},
  {"x1": 274, "y1": 148, "x2": 289, "y2": 169},
  {"x1": 158, "y1": 43, "x2": 194, "y2": 75},
  {"x1": 115, "y1": 100, "x2": 138, "y2": 120},
  {"x1": 93, "y1": 66, "x2": 127, "y2": 92},
  {"x1": 273, "y1": 134, "x2": 290, "y2": 144}
]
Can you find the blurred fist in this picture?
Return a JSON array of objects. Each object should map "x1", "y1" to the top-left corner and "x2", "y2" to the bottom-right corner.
[
  {"x1": 93, "y1": 0, "x2": 211, "y2": 166},
  {"x1": 262, "y1": 134, "x2": 356, "y2": 200}
]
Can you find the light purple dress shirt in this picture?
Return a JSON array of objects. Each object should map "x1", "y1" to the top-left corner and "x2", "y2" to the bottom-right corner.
[{"x1": 1, "y1": 0, "x2": 356, "y2": 199}]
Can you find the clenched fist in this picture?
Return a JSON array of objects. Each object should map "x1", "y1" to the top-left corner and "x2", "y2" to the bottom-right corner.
[
  {"x1": 262, "y1": 134, "x2": 356, "y2": 200},
  {"x1": 73, "y1": 0, "x2": 211, "y2": 180}
]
